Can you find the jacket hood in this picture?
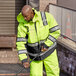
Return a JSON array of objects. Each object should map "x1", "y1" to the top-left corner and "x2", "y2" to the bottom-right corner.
[
  {"x1": 17, "y1": 13, "x2": 26, "y2": 23},
  {"x1": 17, "y1": 8, "x2": 39, "y2": 23}
]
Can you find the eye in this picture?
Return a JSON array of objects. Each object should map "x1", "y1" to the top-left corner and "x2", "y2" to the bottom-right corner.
[{"x1": 24, "y1": 16, "x2": 27, "y2": 18}]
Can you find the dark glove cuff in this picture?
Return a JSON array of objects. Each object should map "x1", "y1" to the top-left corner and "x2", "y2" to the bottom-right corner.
[
  {"x1": 42, "y1": 43, "x2": 49, "y2": 49},
  {"x1": 22, "y1": 58, "x2": 28, "y2": 63}
]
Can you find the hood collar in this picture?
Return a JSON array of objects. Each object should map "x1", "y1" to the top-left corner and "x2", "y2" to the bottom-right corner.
[
  {"x1": 17, "y1": 8, "x2": 39, "y2": 24},
  {"x1": 32, "y1": 8, "x2": 39, "y2": 16},
  {"x1": 32, "y1": 8, "x2": 39, "y2": 22}
]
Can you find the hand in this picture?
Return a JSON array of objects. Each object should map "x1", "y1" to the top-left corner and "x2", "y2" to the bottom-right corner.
[
  {"x1": 23, "y1": 62, "x2": 30, "y2": 68},
  {"x1": 41, "y1": 46, "x2": 48, "y2": 52}
]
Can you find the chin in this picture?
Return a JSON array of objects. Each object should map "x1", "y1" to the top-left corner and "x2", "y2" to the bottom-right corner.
[{"x1": 27, "y1": 19, "x2": 32, "y2": 22}]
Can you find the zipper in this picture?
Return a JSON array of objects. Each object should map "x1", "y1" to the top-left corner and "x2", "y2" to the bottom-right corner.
[
  {"x1": 34, "y1": 22, "x2": 39, "y2": 42},
  {"x1": 34, "y1": 22, "x2": 41, "y2": 51},
  {"x1": 34, "y1": 22, "x2": 37, "y2": 35}
]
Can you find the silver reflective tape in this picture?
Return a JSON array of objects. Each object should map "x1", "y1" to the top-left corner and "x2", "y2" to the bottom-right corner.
[
  {"x1": 28, "y1": 42, "x2": 57, "y2": 56},
  {"x1": 41, "y1": 12, "x2": 48, "y2": 26},
  {"x1": 48, "y1": 35, "x2": 56, "y2": 42},
  {"x1": 18, "y1": 49, "x2": 27, "y2": 54},
  {"x1": 50, "y1": 25, "x2": 60, "y2": 33},
  {"x1": 41, "y1": 12, "x2": 44, "y2": 17},
  {"x1": 40, "y1": 40, "x2": 45, "y2": 44},
  {"x1": 17, "y1": 37, "x2": 27, "y2": 42},
  {"x1": 28, "y1": 43, "x2": 38, "y2": 47},
  {"x1": 27, "y1": 40, "x2": 45, "y2": 47}
]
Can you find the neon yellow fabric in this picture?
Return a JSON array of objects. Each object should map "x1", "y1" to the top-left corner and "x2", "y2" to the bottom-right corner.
[
  {"x1": 19, "y1": 54, "x2": 27, "y2": 61},
  {"x1": 16, "y1": 8, "x2": 60, "y2": 63},
  {"x1": 30, "y1": 50, "x2": 60, "y2": 76},
  {"x1": 30, "y1": 60, "x2": 43, "y2": 76},
  {"x1": 16, "y1": 23, "x2": 28, "y2": 60},
  {"x1": 44, "y1": 13, "x2": 60, "y2": 47}
]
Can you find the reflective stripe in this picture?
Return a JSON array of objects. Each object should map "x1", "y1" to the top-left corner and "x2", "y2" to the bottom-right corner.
[
  {"x1": 41, "y1": 12, "x2": 48, "y2": 26},
  {"x1": 50, "y1": 25, "x2": 60, "y2": 33},
  {"x1": 39, "y1": 40, "x2": 46, "y2": 44},
  {"x1": 28, "y1": 42, "x2": 38, "y2": 47},
  {"x1": 18, "y1": 49, "x2": 27, "y2": 54},
  {"x1": 17, "y1": 37, "x2": 27, "y2": 42},
  {"x1": 48, "y1": 35, "x2": 56, "y2": 42},
  {"x1": 28, "y1": 42, "x2": 57, "y2": 56},
  {"x1": 40, "y1": 42, "x2": 57, "y2": 55},
  {"x1": 27, "y1": 40, "x2": 45, "y2": 47}
]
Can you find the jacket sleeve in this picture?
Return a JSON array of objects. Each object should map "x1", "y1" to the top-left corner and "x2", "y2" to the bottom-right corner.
[
  {"x1": 16, "y1": 23, "x2": 28, "y2": 63},
  {"x1": 43, "y1": 13, "x2": 60, "y2": 48}
]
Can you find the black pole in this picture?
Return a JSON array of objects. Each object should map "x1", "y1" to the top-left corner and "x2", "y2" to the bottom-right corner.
[{"x1": 26, "y1": 0, "x2": 29, "y2": 5}]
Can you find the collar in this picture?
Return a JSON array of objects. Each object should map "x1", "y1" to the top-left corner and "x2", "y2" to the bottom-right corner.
[{"x1": 32, "y1": 8, "x2": 39, "y2": 22}]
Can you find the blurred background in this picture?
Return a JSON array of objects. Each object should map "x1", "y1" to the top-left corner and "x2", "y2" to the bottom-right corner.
[{"x1": 0, "y1": 0, "x2": 76, "y2": 76}]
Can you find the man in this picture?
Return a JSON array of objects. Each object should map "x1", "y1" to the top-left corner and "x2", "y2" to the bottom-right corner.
[{"x1": 16, "y1": 5, "x2": 60, "y2": 76}]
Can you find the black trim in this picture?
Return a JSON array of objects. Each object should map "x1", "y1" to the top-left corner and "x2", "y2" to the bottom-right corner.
[
  {"x1": 34, "y1": 22, "x2": 41, "y2": 53},
  {"x1": 41, "y1": 43, "x2": 49, "y2": 49},
  {"x1": 49, "y1": 25, "x2": 60, "y2": 33},
  {"x1": 29, "y1": 42, "x2": 57, "y2": 60},
  {"x1": 25, "y1": 26, "x2": 29, "y2": 32},
  {"x1": 48, "y1": 35, "x2": 56, "y2": 43},
  {"x1": 25, "y1": 34, "x2": 28, "y2": 39},
  {"x1": 22, "y1": 58, "x2": 28, "y2": 63},
  {"x1": 27, "y1": 35, "x2": 57, "y2": 60},
  {"x1": 34, "y1": 22, "x2": 37, "y2": 34},
  {"x1": 26, "y1": 44, "x2": 41, "y2": 54},
  {"x1": 50, "y1": 25, "x2": 59, "y2": 29}
]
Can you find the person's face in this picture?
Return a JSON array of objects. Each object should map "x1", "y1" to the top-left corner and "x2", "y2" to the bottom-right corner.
[{"x1": 22, "y1": 10, "x2": 33, "y2": 21}]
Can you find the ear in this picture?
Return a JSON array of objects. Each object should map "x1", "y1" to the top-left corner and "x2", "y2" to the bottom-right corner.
[
  {"x1": 31, "y1": 11, "x2": 34, "y2": 17},
  {"x1": 31, "y1": 10, "x2": 33, "y2": 14}
]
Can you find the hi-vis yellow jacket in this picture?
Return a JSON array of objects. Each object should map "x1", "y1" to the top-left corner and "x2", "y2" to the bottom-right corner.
[{"x1": 16, "y1": 8, "x2": 60, "y2": 63}]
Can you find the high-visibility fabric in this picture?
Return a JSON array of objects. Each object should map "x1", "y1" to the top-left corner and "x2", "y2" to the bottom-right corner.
[
  {"x1": 17, "y1": 37, "x2": 27, "y2": 42},
  {"x1": 18, "y1": 49, "x2": 27, "y2": 54},
  {"x1": 30, "y1": 60, "x2": 43, "y2": 76},
  {"x1": 16, "y1": 23, "x2": 28, "y2": 60},
  {"x1": 41, "y1": 12, "x2": 48, "y2": 26},
  {"x1": 16, "y1": 8, "x2": 60, "y2": 62},
  {"x1": 30, "y1": 50, "x2": 60, "y2": 76},
  {"x1": 49, "y1": 25, "x2": 60, "y2": 33}
]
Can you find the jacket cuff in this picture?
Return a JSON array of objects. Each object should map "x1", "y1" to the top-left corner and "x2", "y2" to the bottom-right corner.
[
  {"x1": 42, "y1": 43, "x2": 49, "y2": 49},
  {"x1": 22, "y1": 58, "x2": 28, "y2": 63}
]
